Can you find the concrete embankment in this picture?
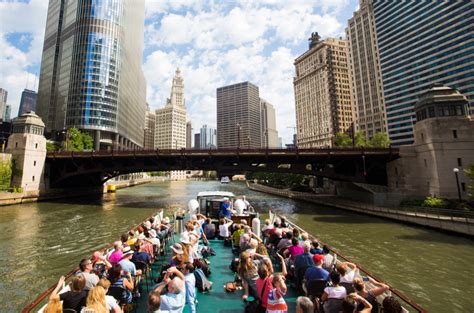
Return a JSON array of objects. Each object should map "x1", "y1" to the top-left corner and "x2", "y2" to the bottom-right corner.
[
  {"x1": 0, "y1": 177, "x2": 159, "y2": 206},
  {"x1": 247, "y1": 182, "x2": 474, "y2": 236}
]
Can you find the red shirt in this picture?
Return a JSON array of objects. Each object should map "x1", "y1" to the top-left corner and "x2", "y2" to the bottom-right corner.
[{"x1": 256, "y1": 276, "x2": 274, "y2": 308}]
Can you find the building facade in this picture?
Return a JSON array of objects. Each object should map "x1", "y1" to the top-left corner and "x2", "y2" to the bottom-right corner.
[
  {"x1": 18, "y1": 89, "x2": 38, "y2": 116},
  {"x1": 260, "y1": 99, "x2": 279, "y2": 148},
  {"x1": 0, "y1": 88, "x2": 7, "y2": 122},
  {"x1": 387, "y1": 86, "x2": 473, "y2": 198},
  {"x1": 200, "y1": 125, "x2": 217, "y2": 149},
  {"x1": 194, "y1": 133, "x2": 201, "y2": 149},
  {"x1": 36, "y1": 0, "x2": 147, "y2": 150},
  {"x1": 217, "y1": 82, "x2": 262, "y2": 149},
  {"x1": 294, "y1": 33, "x2": 353, "y2": 147},
  {"x1": 155, "y1": 69, "x2": 187, "y2": 180},
  {"x1": 3, "y1": 105, "x2": 11, "y2": 123},
  {"x1": 373, "y1": 0, "x2": 474, "y2": 146},
  {"x1": 144, "y1": 104, "x2": 155, "y2": 149},
  {"x1": 186, "y1": 121, "x2": 192, "y2": 149},
  {"x1": 346, "y1": 0, "x2": 387, "y2": 140}
]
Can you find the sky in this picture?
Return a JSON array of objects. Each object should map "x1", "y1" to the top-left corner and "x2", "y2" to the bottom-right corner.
[{"x1": 0, "y1": 0, "x2": 359, "y2": 144}]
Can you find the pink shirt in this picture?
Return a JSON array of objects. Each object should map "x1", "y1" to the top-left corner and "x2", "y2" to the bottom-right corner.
[
  {"x1": 109, "y1": 250, "x2": 123, "y2": 263},
  {"x1": 288, "y1": 245, "x2": 304, "y2": 261},
  {"x1": 256, "y1": 276, "x2": 274, "y2": 308}
]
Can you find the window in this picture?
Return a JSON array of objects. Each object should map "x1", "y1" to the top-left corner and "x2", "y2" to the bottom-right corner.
[
  {"x1": 35, "y1": 143, "x2": 38, "y2": 149},
  {"x1": 15, "y1": 142, "x2": 18, "y2": 148},
  {"x1": 457, "y1": 158, "x2": 462, "y2": 167},
  {"x1": 453, "y1": 130, "x2": 458, "y2": 138},
  {"x1": 424, "y1": 159, "x2": 427, "y2": 167},
  {"x1": 34, "y1": 161, "x2": 36, "y2": 166},
  {"x1": 32, "y1": 176, "x2": 35, "y2": 182}
]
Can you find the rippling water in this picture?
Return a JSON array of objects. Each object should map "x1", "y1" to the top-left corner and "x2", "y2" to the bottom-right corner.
[{"x1": 0, "y1": 181, "x2": 473, "y2": 312}]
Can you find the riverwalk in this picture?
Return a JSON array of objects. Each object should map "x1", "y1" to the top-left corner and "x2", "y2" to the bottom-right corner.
[{"x1": 247, "y1": 182, "x2": 474, "y2": 236}]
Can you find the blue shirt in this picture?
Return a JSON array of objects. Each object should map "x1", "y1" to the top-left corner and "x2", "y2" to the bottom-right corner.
[
  {"x1": 219, "y1": 202, "x2": 231, "y2": 218},
  {"x1": 304, "y1": 266, "x2": 329, "y2": 282},
  {"x1": 184, "y1": 273, "x2": 196, "y2": 313},
  {"x1": 160, "y1": 286, "x2": 186, "y2": 313},
  {"x1": 294, "y1": 253, "x2": 314, "y2": 271},
  {"x1": 119, "y1": 259, "x2": 137, "y2": 276}
]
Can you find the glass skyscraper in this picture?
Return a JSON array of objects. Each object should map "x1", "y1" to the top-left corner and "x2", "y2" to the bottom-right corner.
[
  {"x1": 373, "y1": 0, "x2": 474, "y2": 146},
  {"x1": 37, "y1": 0, "x2": 146, "y2": 150},
  {"x1": 18, "y1": 89, "x2": 38, "y2": 116}
]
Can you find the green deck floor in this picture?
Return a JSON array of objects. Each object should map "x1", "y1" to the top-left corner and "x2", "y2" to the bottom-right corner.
[{"x1": 135, "y1": 237, "x2": 299, "y2": 312}]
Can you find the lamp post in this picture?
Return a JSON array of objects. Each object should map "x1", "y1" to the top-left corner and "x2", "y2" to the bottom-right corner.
[{"x1": 453, "y1": 168, "x2": 462, "y2": 201}]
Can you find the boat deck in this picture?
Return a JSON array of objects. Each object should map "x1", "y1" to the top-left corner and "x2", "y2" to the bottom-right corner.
[{"x1": 135, "y1": 236, "x2": 299, "y2": 312}]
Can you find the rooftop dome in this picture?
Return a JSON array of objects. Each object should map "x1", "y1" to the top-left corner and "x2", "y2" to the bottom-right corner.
[{"x1": 415, "y1": 84, "x2": 469, "y2": 122}]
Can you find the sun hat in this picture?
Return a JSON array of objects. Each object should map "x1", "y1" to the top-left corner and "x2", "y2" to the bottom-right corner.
[
  {"x1": 171, "y1": 243, "x2": 184, "y2": 254},
  {"x1": 144, "y1": 221, "x2": 151, "y2": 229},
  {"x1": 122, "y1": 246, "x2": 134, "y2": 256},
  {"x1": 163, "y1": 217, "x2": 170, "y2": 224},
  {"x1": 180, "y1": 232, "x2": 191, "y2": 244}
]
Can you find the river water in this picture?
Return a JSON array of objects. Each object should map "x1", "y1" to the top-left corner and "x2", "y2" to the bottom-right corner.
[{"x1": 0, "y1": 181, "x2": 473, "y2": 312}]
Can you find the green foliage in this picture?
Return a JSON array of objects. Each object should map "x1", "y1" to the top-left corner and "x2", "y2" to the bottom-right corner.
[
  {"x1": 354, "y1": 131, "x2": 368, "y2": 148},
  {"x1": 465, "y1": 165, "x2": 474, "y2": 199},
  {"x1": 46, "y1": 141, "x2": 61, "y2": 152},
  {"x1": 65, "y1": 128, "x2": 94, "y2": 151},
  {"x1": 400, "y1": 198, "x2": 424, "y2": 207},
  {"x1": 422, "y1": 196, "x2": 447, "y2": 208},
  {"x1": 246, "y1": 172, "x2": 310, "y2": 189},
  {"x1": 334, "y1": 132, "x2": 352, "y2": 147},
  {"x1": 369, "y1": 132, "x2": 391, "y2": 148},
  {"x1": 0, "y1": 160, "x2": 12, "y2": 191}
]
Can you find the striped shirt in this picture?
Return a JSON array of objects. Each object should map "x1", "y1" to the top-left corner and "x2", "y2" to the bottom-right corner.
[{"x1": 267, "y1": 287, "x2": 287, "y2": 313}]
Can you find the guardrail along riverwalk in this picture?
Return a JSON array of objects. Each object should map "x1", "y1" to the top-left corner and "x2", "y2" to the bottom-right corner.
[{"x1": 247, "y1": 182, "x2": 474, "y2": 236}]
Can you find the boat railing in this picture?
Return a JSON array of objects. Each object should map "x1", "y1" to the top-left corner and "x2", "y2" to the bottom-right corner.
[
  {"x1": 269, "y1": 211, "x2": 428, "y2": 313},
  {"x1": 22, "y1": 211, "x2": 163, "y2": 313}
]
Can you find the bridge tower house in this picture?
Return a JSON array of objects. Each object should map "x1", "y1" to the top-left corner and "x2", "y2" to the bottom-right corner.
[{"x1": 6, "y1": 112, "x2": 47, "y2": 194}]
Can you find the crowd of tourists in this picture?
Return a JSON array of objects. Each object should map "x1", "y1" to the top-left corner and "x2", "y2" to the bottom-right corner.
[{"x1": 41, "y1": 207, "x2": 406, "y2": 313}]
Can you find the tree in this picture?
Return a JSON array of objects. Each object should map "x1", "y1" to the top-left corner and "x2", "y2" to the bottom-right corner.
[
  {"x1": 0, "y1": 160, "x2": 12, "y2": 191},
  {"x1": 465, "y1": 165, "x2": 474, "y2": 199},
  {"x1": 64, "y1": 128, "x2": 94, "y2": 151},
  {"x1": 354, "y1": 131, "x2": 368, "y2": 148},
  {"x1": 46, "y1": 141, "x2": 60, "y2": 152},
  {"x1": 369, "y1": 132, "x2": 391, "y2": 148},
  {"x1": 334, "y1": 132, "x2": 352, "y2": 147}
]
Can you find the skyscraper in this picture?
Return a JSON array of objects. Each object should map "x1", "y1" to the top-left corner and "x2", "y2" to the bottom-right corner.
[
  {"x1": 260, "y1": 99, "x2": 279, "y2": 148},
  {"x1": 200, "y1": 125, "x2": 217, "y2": 149},
  {"x1": 18, "y1": 89, "x2": 38, "y2": 116},
  {"x1": 144, "y1": 104, "x2": 155, "y2": 149},
  {"x1": 0, "y1": 88, "x2": 7, "y2": 123},
  {"x1": 36, "y1": 0, "x2": 147, "y2": 150},
  {"x1": 186, "y1": 121, "x2": 192, "y2": 149},
  {"x1": 373, "y1": 0, "x2": 474, "y2": 145},
  {"x1": 347, "y1": 0, "x2": 387, "y2": 140},
  {"x1": 217, "y1": 82, "x2": 262, "y2": 149},
  {"x1": 3, "y1": 105, "x2": 11, "y2": 123},
  {"x1": 155, "y1": 69, "x2": 187, "y2": 179},
  {"x1": 294, "y1": 33, "x2": 353, "y2": 148},
  {"x1": 194, "y1": 133, "x2": 201, "y2": 149}
]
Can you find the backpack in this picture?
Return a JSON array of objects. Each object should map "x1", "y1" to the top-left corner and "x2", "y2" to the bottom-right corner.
[
  {"x1": 194, "y1": 268, "x2": 212, "y2": 292},
  {"x1": 194, "y1": 259, "x2": 211, "y2": 277}
]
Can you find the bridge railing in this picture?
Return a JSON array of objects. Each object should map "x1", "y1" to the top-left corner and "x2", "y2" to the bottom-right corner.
[{"x1": 47, "y1": 146, "x2": 399, "y2": 157}]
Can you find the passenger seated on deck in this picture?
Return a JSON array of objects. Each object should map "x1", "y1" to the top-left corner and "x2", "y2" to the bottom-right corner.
[
  {"x1": 148, "y1": 288, "x2": 161, "y2": 313},
  {"x1": 310, "y1": 240, "x2": 323, "y2": 255},
  {"x1": 232, "y1": 224, "x2": 244, "y2": 250},
  {"x1": 277, "y1": 231, "x2": 293, "y2": 252},
  {"x1": 296, "y1": 296, "x2": 315, "y2": 313},
  {"x1": 91, "y1": 250, "x2": 112, "y2": 279},
  {"x1": 119, "y1": 246, "x2": 142, "y2": 277},
  {"x1": 81, "y1": 285, "x2": 109, "y2": 313},
  {"x1": 256, "y1": 242, "x2": 269, "y2": 257},
  {"x1": 284, "y1": 237, "x2": 304, "y2": 263},
  {"x1": 108, "y1": 263, "x2": 133, "y2": 304},
  {"x1": 97, "y1": 278, "x2": 122, "y2": 313},
  {"x1": 304, "y1": 254, "x2": 329, "y2": 290},
  {"x1": 170, "y1": 243, "x2": 186, "y2": 267},
  {"x1": 152, "y1": 267, "x2": 186, "y2": 313},
  {"x1": 261, "y1": 218, "x2": 274, "y2": 236},
  {"x1": 280, "y1": 217, "x2": 289, "y2": 228},
  {"x1": 381, "y1": 296, "x2": 402, "y2": 313},
  {"x1": 132, "y1": 239, "x2": 151, "y2": 266},
  {"x1": 218, "y1": 217, "x2": 233, "y2": 239},
  {"x1": 321, "y1": 271, "x2": 347, "y2": 313},
  {"x1": 322, "y1": 245, "x2": 335, "y2": 272},
  {"x1": 353, "y1": 277, "x2": 389, "y2": 313},
  {"x1": 43, "y1": 298, "x2": 61, "y2": 313},
  {"x1": 342, "y1": 293, "x2": 373, "y2": 313},
  {"x1": 267, "y1": 228, "x2": 283, "y2": 249},
  {"x1": 336, "y1": 261, "x2": 358, "y2": 284},
  {"x1": 202, "y1": 218, "x2": 216, "y2": 239},
  {"x1": 300, "y1": 232, "x2": 311, "y2": 247},
  {"x1": 294, "y1": 241, "x2": 314, "y2": 279},
  {"x1": 256, "y1": 253, "x2": 287, "y2": 312},
  {"x1": 50, "y1": 275, "x2": 87, "y2": 313},
  {"x1": 78, "y1": 258, "x2": 100, "y2": 291}
]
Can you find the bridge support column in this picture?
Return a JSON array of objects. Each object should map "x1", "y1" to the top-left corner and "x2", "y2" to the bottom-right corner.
[
  {"x1": 94, "y1": 130, "x2": 101, "y2": 151},
  {"x1": 114, "y1": 134, "x2": 120, "y2": 151}
]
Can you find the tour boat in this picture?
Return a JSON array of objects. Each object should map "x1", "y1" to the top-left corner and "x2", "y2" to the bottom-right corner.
[
  {"x1": 220, "y1": 176, "x2": 230, "y2": 184},
  {"x1": 24, "y1": 195, "x2": 426, "y2": 313}
]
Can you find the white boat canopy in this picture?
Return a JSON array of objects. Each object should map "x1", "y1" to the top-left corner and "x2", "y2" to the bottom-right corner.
[{"x1": 197, "y1": 191, "x2": 235, "y2": 198}]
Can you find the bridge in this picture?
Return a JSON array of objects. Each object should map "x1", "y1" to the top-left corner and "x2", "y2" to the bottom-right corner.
[{"x1": 45, "y1": 147, "x2": 399, "y2": 188}]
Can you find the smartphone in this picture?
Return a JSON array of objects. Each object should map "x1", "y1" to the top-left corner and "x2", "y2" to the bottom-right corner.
[{"x1": 362, "y1": 276, "x2": 369, "y2": 282}]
